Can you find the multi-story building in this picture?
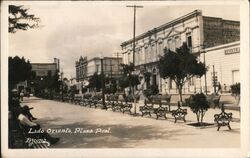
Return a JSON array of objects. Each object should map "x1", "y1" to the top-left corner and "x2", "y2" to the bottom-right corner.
[
  {"x1": 75, "y1": 56, "x2": 123, "y2": 93},
  {"x1": 75, "y1": 56, "x2": 88, "y2": 82},
  {"x1": 121, "y1": 10, "x2": 240, "y2": 94},
  {"x1": 87, "y1": 57, "x2": 123, "y2": 79}
]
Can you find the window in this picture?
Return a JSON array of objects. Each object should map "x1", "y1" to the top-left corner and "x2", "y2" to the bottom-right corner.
[{"x1": 186, "y1": 33, "x2": 192, "y2": 48}]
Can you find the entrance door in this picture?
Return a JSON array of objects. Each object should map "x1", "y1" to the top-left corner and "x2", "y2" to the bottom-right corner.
[{"x1": 232, "y1": 70, "x2": 240, "y2": 84}]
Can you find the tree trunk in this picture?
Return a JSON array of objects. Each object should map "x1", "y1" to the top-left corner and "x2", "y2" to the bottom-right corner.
[
  {"x1": 196, "y1": 113, "x2": 200, "y2": 124},
  {"x1": 178, "y1": 86, "x2": 183, "y2": 103}
]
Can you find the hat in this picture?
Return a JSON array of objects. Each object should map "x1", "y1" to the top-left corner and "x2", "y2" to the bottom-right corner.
[{"x1": 22, "y1": 105, "x2": 33, "y2": 111}]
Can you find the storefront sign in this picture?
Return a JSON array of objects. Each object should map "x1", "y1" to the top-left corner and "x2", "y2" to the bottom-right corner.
[{"x1": 224, "y1": 47, "x2": 240, "y2": 55}]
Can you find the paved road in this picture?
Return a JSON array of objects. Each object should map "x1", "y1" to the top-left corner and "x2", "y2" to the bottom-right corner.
[{"x1": 21, "y1": 97, "x2": 240, "y2": 148}]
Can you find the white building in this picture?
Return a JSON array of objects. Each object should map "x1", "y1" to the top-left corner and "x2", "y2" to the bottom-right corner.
[
  {"x1": 121, "y1": 10, "x2": 240, "y2": 94},
  {"x1": 201, "y1": 41, "x2": 240, "y2": 93}
]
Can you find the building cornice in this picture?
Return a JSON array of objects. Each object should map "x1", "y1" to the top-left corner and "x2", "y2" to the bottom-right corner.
[
  {"x1": 121, "y1": 10, "x2": 202, "y2": 47},
  {"x1": 204, "y1": 41, "x2": 240, "y2": 52}
]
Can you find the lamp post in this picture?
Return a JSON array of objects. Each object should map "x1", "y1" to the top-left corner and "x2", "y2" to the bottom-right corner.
[{"x1": 100, "y1": 57, "x2": 106, "y2": 109}]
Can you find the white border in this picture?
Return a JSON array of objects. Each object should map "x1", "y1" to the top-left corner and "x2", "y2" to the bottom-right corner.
[{"x1": 1, "y1": 1, "x2": 249, "y2": 158}]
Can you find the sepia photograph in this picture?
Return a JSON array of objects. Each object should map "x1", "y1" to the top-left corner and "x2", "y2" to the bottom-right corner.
[{"x1": 1, "y1": 0, "x2": 249, "y2": 158}]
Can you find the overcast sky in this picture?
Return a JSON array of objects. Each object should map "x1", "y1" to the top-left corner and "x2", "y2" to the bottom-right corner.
[{"x1": 8, "y1": 2, "x2": 240, "y2": 78}]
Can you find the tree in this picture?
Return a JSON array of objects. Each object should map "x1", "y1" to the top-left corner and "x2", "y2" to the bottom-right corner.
[
  {"x1": 230, "y1": 82, "x2": 240, "y2": 105},
  {"x1": 9, "y1": 5, "x2": 40, "y2": 33},
  {"x1": 189, "y1": 93, "x2": 210, "y2": 125},
  {"x1": 158, "y1": 43, "x2": 206, "y2": 102},
  {"x1": 9, "y1": 56, "x2": 32, "y2": 90},
  {"x1": 88, "y1": 72, "x2": 102, "y2": 93},
  {"x1": 119, "y1": 63, "x2": 140, "y2": 94}
]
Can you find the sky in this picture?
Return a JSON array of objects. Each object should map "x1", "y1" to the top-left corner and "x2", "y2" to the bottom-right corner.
[{"x1": 8, "y1": 2, "x2": 240, "y2": 78}]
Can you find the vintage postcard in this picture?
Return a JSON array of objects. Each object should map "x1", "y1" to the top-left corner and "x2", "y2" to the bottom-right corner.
[{"x1": 1, "y1": 0, "x2": 249, "y2": 158}]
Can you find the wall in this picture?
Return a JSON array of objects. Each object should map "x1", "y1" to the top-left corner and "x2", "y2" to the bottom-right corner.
[
  {"x1": 201, "y1": 42, "x2": 240, "y2": 93},
  {"x1": 203, "y1": 16, "x2": 240, "y2": 48}
]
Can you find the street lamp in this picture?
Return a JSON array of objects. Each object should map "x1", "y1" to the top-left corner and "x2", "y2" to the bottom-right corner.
[{"x1": 100, "y1": 56, "x2": 106, "y2": 109}]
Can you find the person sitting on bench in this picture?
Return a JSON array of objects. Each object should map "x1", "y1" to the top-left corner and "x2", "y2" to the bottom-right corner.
[{"x1": 13, "y1": 106, "x2": 60, "y2": 145}]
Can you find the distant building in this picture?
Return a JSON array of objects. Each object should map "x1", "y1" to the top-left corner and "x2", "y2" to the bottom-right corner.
[
  {"x1": 121, "y1": 10, "x2": 240, "y2": 94},
  {"x1": 16, "y1": 59, "x2": 59, "y2": 93},
  {"x1": 75, "y1": 56, "x2": 123, "y2": 81},
  {"x1": 75, "y1": 56, "x2": 88, "y2": 82},
  {"x1": 31, "y1": 63, "x2": 58, "y2": 78}
]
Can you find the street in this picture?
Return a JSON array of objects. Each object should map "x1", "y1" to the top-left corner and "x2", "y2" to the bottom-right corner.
[{"x1": 21, "y1": 97, "x2": 240, "y2": 148}]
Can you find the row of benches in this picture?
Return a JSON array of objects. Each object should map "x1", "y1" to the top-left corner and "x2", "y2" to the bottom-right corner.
[{"x1": 52, "y1": 94, "x2": 233, "y2": 131}]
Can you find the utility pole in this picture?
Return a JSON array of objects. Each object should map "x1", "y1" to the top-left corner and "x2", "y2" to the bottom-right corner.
[
  {"x1": 126, "y1": 5, "x2": 143, "y2": 65},
  {"x1": 101, "y1": 58, "x2": 106, "y2": 109}
]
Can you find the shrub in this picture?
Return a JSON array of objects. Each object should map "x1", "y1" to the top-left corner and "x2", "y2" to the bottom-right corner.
[
  {"x1": 143, "y1": 85, "x2": 159, "y2": 99},
  {"x1": 189, "y1": 93, "x2": 209, "y2": 125},
  {"x1": 230, "y1": 83, "x2": 240, "y2": 97}
]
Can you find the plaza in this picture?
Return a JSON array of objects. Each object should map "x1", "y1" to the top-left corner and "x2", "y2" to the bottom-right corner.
[{"x1": 20, "y1": 96, "x2": 240, "y2": 148}]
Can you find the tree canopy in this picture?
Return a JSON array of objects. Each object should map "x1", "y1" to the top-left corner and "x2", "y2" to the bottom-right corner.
[
  {"x1": 88, "y1": 72, "x2": 102, "y2": 92},
  {"x1": 9, "y1": 56, "x2": 32, "y2": 90},
  {"x1": 158, "y1": 43, "x2": 206, "y2": 102},
  {"x1": 119, "y1": 63, "x2": 140, "y2": 92},
  {"x1": 9, "y1": 5, "x2": 40, "y2": 33}
]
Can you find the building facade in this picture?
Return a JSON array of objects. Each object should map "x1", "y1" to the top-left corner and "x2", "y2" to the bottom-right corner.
[
  {"x1": 121, "y1": 10, "x2": 240, "y2": 94},
  {"x1": 200, "y1": 41, "x2": 240, "y2": 93},
  {"x1": 31, "y1": 63, "x2": 58, "y2": 78},
  {"x1": 75, "y1": 56, "x2": 88, "y2": 82},
  {"x1": 75, "y1": 56, "x2": 123, "y2": 81}
]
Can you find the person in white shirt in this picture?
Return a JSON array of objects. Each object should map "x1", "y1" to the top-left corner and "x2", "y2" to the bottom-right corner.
[{"x1": 13, "y1": 106, "x2": 60, "y2": 145}]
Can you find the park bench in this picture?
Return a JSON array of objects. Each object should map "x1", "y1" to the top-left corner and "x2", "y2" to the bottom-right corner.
[
  {"x1": 214, "y1": 104, "x2": 233, "y2": 131},
  {"x1": 140, "y1": 95, "x2": 168, "y2": 119},
  {"x1": 82, "y1": 93, "x2": 92, "y2": 106},
  {"x1": 105, "y1": 95, "x2": 113, "y2": 109},
  {"x1": 106, "y1": 94, "x2": 118, "y2": 110},
  {"x1": 112, "y1": 95, "x2": 122, "y2": 112},
  {"x1": 161, "y1": 94, "x2": 171, "y2": 111},
  {"x1": 92, "y1": 94, "x2": 103, "y2": 108},
  {"x1": 152, "y1": 95, "x2": 169, "y2": 120},
  {"x1": 74, "y1": 96, "x2": 82, "y2": 105},
  {"x1": 207, "y1": 94, "x2": 221, "y2": 108},
  {"x1": 171, "y1": 102, "x2": 187, "y2": 123},
  {"x1": 119, "y1": 95, "x2": 133, "y2": 114},
  {"x1": 139, "y1": 102, "x2": 154, "y2": 117}
]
